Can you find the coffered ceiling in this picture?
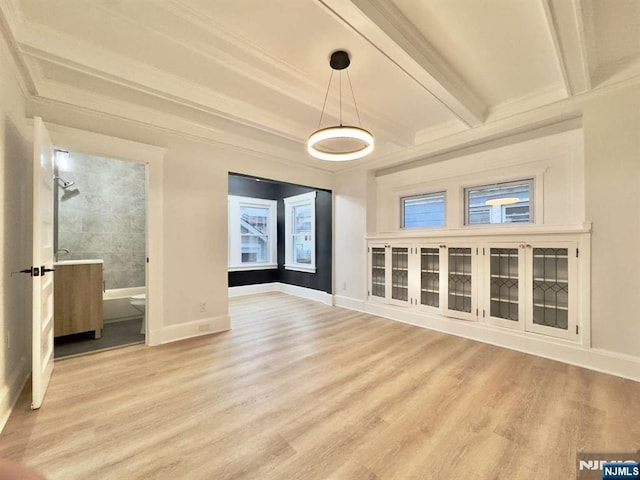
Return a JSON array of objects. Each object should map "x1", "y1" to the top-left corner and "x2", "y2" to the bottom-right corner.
[{"x1": 1, "y1": 0, "x2": 639, "y2": 171}]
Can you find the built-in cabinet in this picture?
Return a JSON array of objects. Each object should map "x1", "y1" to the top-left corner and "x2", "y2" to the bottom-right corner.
[
  {"x1": 368, "y1": 235, "x2": 583, "y2": 342},
  {"x1": 54, "y1": 261, "x2": 104, "y2": 338}
]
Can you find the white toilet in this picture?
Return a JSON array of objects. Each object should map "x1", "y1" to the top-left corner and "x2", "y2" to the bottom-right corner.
[{"x1": 130, "y1": 293, "x2": 146, "y2": 334}]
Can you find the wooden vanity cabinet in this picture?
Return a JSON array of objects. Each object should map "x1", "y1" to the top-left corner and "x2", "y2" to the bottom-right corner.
[{"x1": 54, "y1": 263, "x2": 103, "y2": 338}]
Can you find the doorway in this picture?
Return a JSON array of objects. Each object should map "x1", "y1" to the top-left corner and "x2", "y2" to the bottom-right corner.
[{"x1": 52, "y1": 150, "x2": 148, "y2": 358}]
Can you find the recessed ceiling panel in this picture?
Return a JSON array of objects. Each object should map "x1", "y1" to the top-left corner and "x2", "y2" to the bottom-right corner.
[{"x1": 390, "y1": 0, "x2": 565, "y2": 107}]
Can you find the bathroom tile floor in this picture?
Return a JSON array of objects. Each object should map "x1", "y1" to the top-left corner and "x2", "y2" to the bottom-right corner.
[{"x1": 54, "y1": 318, "x2": 144, "y2": 358}]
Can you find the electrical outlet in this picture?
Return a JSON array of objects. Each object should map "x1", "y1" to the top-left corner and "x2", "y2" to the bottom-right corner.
[
  {"x1": 342, "y1": 281, "x2": 347, "y2": 291},
  {"x1": 198, "y1": 323, "x2": 210, "y2": 332},
  {"x1": 199, "y1": 302, "x2": 207, "y2": 313}
]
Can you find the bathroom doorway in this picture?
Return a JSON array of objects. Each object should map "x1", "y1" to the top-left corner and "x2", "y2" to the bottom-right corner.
[{"x1": 52, "y1": 150, "x2": 148, "y2": 358}]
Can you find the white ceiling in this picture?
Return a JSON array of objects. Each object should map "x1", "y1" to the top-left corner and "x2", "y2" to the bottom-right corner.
[{"x1": 1, "y1": 0, "x2": 639, "y2": 172}]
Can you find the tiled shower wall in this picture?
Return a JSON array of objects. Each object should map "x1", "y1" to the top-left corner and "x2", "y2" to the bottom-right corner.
[{"x1": 57, "y1": 152, "x2": 146, "y2": 289}]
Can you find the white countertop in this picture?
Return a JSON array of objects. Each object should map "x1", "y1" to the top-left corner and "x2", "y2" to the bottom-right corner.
[{"x1": 54, "y1": 259, "x2": 104, "y2": 266}]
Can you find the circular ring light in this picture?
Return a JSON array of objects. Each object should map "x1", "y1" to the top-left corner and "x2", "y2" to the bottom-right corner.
[
  {"x1": 308, "y1": 50, "x2": 374, "y2": 161},
  {"x1": 307, "y1": 126, "x2": 374, "y2": 162}
]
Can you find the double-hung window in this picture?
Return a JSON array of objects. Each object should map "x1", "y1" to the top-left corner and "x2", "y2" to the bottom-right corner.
[
  {"x1": 284, "y1": 191, "x2": 316, "y2": 273},
  {"x1": 228, "y1": 195, "x2": 277, "y2": 270}
]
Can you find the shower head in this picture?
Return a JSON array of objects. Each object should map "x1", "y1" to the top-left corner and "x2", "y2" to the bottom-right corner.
[{"x1": 54, "y1": 177, "x2": 75, "y2": 189}]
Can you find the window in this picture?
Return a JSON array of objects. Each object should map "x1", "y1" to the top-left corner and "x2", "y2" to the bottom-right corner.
[
  {"x1": 465, "y1": 179, "x2": 533, "y2": 225},
  {"x1": 284, "y1": 191, "x2": 316, "y2": 273},
  {"x1": 228, "y1": 195, "x2": 277, "y2": 270},
  {"x1": 401, "y1": 192, "x2": 446, "y2": 228}
]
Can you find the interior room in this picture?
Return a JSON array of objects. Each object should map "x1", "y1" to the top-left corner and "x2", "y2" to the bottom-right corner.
[
  {"x1": 0, "y1": 1, "x2": 639, "y2": 479},
  {"x1": 53, "y1": 150, "x2": 147, "y2": 357}
]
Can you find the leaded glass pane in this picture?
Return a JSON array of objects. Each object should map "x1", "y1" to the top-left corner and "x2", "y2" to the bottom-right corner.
[
  {"x1": 371, "y1": 248, "x2": 385, "y2": 298},
  {"x1": 420, "y1": 247, "x2": 439, "y2": 307},
  {"x1": 490, "y1": 248, "x2": 519, "y2": 321},
  {"x1": 532, "y1": 248, "x2": 569, "y2": 330},
  {"x1": 391, "y1": 247, "x2": 409, "y2": 301},
  {"x1": 448, "y1": 247, "x2": 472, "y2": 312}
]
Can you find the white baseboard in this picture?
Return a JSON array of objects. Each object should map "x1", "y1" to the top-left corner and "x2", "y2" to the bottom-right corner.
[
  {"x1": 0, "y1": 356, "x2": 29, "y2": 432},
  {"x1": 229, "y1": 283, "x2": 333, "y2": 305},
  {"x1": 276, "y1": 283, "x2": 333, "y2": 305},
  {"x1": 335, "y1": 295, "x2": 640, "y2": 382},
  {"x1": 159, "y1": 314, "x2": 230, "y2": 344},
  {"x1": 228, "y1": 283, "x2": 279, "y2": 297}
]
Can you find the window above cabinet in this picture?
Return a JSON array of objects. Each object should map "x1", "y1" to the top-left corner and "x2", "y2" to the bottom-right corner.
[{"x1": 465, "y1": 178, "x2": 534, "y2": 226}]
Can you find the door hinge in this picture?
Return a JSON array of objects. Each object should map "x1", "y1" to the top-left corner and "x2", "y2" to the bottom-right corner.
[
  {"x1": 576, "y1": 248, "x2": 579, "y2": 258},
  {"x1": 483, "y1": 309, "x2": 486, "y2": 318},
  {"x1": 483, "y1": 248, "x2": 485, "y2": 255},
  {"x1": 476, "y1": 308, "x2": 478, "y2": 316},
  {"x1": 576, "y1": 325, "x2": 579, "y2": 334},
  {"x1": 368, "y1": 290, "x2": 370, "y2": 297}
]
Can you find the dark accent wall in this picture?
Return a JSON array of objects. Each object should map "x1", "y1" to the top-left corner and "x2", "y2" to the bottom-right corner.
[{"x1": 228, "y1": 173, "x2": 332, "y2": 294}]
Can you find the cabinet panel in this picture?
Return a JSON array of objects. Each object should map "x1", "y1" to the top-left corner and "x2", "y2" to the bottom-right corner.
[
  {"x1": 485, "y1": 245, "x2": 525, "y2": 329},
  {"x1": 54, "y1": 263, "x2": 103, "y2": 338},
  {"x1": 419, "y1": 247, "x2": 440, "y2": 308},
  {"x1": 526, "y1": 245, "x2": 576, "y2": 339},
  {"x1": 391, "y1": 247, "x2": 409, "y2": 302},
  {"x1": 370, "y1": 246, "x2": 386, "y2": 300},
  {"x1": 444, "y1": 246, "x2": 477, "y2": 320}
]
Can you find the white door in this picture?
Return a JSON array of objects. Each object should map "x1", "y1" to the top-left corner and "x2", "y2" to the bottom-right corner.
[{"x1": 31, "y1": 117, "x2": 55, "y2": 409}]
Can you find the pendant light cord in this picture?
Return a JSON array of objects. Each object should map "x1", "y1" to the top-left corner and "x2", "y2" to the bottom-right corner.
[
  {"x1": 317, "y1": 70, "x2": 334, "y2": 129},
  {"x1": 339, "y1": 71, "x2": 343, "y2": 126},
  {"x1": 346, "y1": 69, "x2": 363, "y2": 127}
]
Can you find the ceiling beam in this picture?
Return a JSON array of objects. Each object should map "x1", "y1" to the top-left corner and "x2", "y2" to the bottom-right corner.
[
  {"x1": 319, "y1": 0, "x2": 486, "y2": 127},
  {"x1": 541, "y1": 0, "x2": 591, "y2": 95}
]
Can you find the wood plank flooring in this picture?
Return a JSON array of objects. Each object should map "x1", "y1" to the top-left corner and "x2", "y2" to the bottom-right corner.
[{"x1": 1, "y1": 292, "x2": 638, "y2": 480}]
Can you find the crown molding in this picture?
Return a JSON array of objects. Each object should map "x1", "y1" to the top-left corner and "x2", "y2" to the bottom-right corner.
[
  {"x1": 17, "y1": 25, "x2": 313, "y2": 139},
  {"x1": 486, "y1": 82, "x2": 568, "y2": 122},
  {"x1": 0, "y1": 0, "x2": 36, "y2": 95},
  {"x1": 26, "y1": 94, "x2": 342, "y2": 174},
  {"x1": 340, "y1": 73, "x2": 640, "y2": 175},
  {"x1": 414, "y1": 119, "x2": 468, "y2": 146}
]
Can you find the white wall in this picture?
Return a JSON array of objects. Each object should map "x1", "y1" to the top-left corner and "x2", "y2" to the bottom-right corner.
[
  {"x1": 160, "y1": 142, "x2": 332, "y2": 339},
  {"x1": 0, "y1": 30, "x2": 32, "y2": 429},
  {"x1": 584, "y1": 83, "x2": 640, "y2": 358},
  {"x1": 334, "y1": 170, "x2": 368, "y2": 302}
]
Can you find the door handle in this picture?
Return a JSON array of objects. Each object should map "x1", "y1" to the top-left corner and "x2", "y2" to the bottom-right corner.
[
  {"x1": 40, "y1": 266, "x2": 55, "y2": 276},
  {"x1": 11, "y1": 266, "x2": 39, "y2": 277}
]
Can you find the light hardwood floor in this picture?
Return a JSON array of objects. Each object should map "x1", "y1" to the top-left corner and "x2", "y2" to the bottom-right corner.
[{"x1": 1, "y1": 293, "x2": 639, "y2": 479}]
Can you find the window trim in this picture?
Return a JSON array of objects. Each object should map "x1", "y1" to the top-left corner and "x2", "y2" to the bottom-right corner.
[
  {"x1": 284, "y1": 191, "x2": 316, "y2": 273},
  {"x1": 464, "y1": 178, "x2": 534, "y2": 227},
  {"x1": 400, "y1": 190, "x2": 447, "y2": 229},
  {"x1": 228, "y1": 195, "x2": 278, "y2": 271}
]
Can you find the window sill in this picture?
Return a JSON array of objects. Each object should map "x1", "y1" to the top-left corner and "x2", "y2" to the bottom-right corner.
[
  {"x1": 284, "y1": 264, "x2": 316, "y2": 274},
  {"x1": 229, "y1": 264, "x2": 278, "y2": 272}
]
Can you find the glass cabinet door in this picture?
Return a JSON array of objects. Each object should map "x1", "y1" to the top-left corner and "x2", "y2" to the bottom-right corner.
[
  {"x1": 370, "y1": 246, "x2": 386, "y2": 299},
  {"x1": 391, "y1": 247, "x2": 409, "y2": 302},
  {"x1": 531, "y1": 247, "x2": 569, "y2": 330},
  {"x1": 524, "y1": 243, "x2": 577, "y2": 340},
  {"x1": 446, "y1": 247, "x2": 475, "y2": 319},
  {"x1": 486, "y1": 247, "x2": 522, "y2": 328},
  {"x1": 420, "y1": 247, "x2": 440, "y2": 307}
]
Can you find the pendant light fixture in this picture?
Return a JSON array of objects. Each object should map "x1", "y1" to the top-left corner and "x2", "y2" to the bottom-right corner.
[{"x1": 307, "y1": 50, "x2": 374, "y2": 162}]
